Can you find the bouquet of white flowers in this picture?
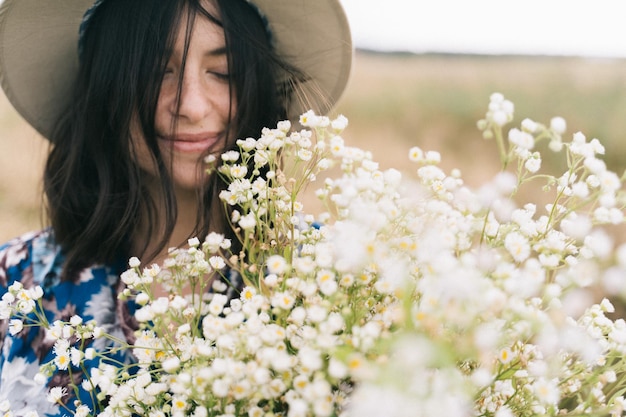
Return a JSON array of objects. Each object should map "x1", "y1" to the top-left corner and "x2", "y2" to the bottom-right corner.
[{"x1": 3, "y1": 93, "x2": 626, "y2": 417}]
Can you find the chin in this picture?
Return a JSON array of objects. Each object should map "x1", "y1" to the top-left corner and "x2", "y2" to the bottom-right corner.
[{"x1": 172, "y1": 168, "x2": 209, "y2": 192}]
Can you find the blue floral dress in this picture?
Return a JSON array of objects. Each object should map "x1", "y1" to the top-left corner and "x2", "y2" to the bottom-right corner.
[{"x1": 0, "y1": 229, "x2": 138, "y2": 416}]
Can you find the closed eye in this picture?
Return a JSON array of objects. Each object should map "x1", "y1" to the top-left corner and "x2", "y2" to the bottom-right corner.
[{"x1": 209, "y1": 71, "x2": 230, "y2": 80}]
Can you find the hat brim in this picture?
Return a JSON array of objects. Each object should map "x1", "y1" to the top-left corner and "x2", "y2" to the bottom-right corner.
[{"x1": 0, "y1": 0, "x2": 353, "y2": 140}]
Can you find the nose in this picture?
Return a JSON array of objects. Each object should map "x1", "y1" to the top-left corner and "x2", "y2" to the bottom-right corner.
[{"x1": 173, "y1": 72, "x2": 212, "y2": 124}]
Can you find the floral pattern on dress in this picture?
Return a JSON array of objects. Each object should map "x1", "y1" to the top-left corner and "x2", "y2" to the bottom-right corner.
[
  {"x1": 0, "y1": 229, "x2": 244, "y2": 416},
  {"x1": 0, "y1": 229, "x2": 133, "y2": 417}
]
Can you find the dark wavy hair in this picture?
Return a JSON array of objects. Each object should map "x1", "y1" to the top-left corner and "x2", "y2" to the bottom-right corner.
[{"x1": 45, "y1": 0, "x2": 303, "y2": 280}]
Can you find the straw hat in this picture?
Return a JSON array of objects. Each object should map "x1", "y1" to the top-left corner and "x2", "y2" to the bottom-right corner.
[{"x1": 0, "y1": 0, "x2": 353, "y2": 139}]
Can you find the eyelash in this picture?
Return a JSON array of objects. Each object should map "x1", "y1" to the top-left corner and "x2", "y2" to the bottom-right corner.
[
  {"x1": 163, "y1": 69, "x2": 229, "y2": 81},
  {"x1": 209, "y1": 71, "x2": 230, "y2": 80}
]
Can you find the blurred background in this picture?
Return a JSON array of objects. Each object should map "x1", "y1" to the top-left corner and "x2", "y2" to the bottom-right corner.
[{"x1": 1, "y1": 1, "x2": 626, "y2": 241}]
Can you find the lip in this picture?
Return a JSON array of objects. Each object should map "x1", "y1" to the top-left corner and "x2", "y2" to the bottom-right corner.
[{"x1": 158, "y1": 132, "x2": 223, "y2": 153}]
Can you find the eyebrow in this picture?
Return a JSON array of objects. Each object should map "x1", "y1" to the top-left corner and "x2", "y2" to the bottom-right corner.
[
  {"x1": 167, "y1": 45, "x2": 227, "y2": 61},
  {"x1": 205, "y1": 46, "x2": 227, "y2": 57}
]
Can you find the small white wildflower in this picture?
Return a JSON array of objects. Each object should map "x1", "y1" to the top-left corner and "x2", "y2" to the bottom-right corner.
[
  {"x1": 221, "y1": 150, "x2": 240, "y2": 162},
  {"x1": 331, "y1": 114, "x2": 348, "y2": 131},
  {"x1": 599, "y1": 193, "x2": 617, "y2": 209},
  {"x1": 297, "y1": 149, "x2": 313, "y2": 161},
  {"x1": 248, "y1": 406, "x2": 264, "y2": 417},
  {"x1": 498, "y1": 348, "x2": 517, "y2": 364},
  {"x1": 490, "y1": 92, "x2": 504, "y2": 104},
  {"x1": 229, "y1": 164, "x2": 248, "y2": 179},
  {"x1": 15, "y1": 298, "x2": 35, "y2": 314},
  {"x1": 492, "y1": 110, "x2": 508, "y2": 126},
  {"x1": 70, "y1": 347, "x2": 83, "y2": 366},
  {"x1": 92, "y1": 326, "x2": 104, "y2": 338},
  {"x1": 600, "y1": 298, "x2": 615, "y2": 313},
  {"x1": 571, "y1": 181, "x2": 589, "y2": 198},
  {"x1": 8, "y1": 319, "x2": 23, "y2": 336},
  {"x1": 514, "y1": 147, "x2": 531, "y2": 160},
  {"x1": 85, "y1": 348, "x2": 96, "y2": 360},
  {"x1": 599, "y1": 171, "x2": 620, "y2": 193},
  {"x1": 524, "y1": 153, "x2": 541, "y2": 173},
  {"x1": 299, "y1": 110, "x2": 319, "y2": 127},
  {"x1": 74, "y1": 405, "x2": 90, "y2": 417},
  {"x1": 69, "y1": 315, "x2": 83, "y2": 326},
  {"x1": 208, "y1": 256, "x2": 226, "y2": 270},
  {"x1": 549, "y1": 138, "x2": 563, "y2": 152},
  {"x1": 229, "y1": 298, "x2": 242, "y2": 312},
  {"x1": 504, "y1": 232, "x2": 530, "y2": 263},
  {"x1": 208, "y1": 294, "x2": 228, "y2": 316},
  {"x1": 237, "y1": 137, "x2": 257, "y2": 151},
  {"x1": 533, "y1": 378, "x2": 560, "y2": 405},
  {"x1": 584, "y1": 157, "x2": 607, "y2": 175},
  {"x1": 30, "y1": 286, "x2": 43, "y2": 300},
  {"x1": 586, "y1": 174, "x2": 600, "y2": 188},
  {"x1": 493, "y1": 171, "x2": 517, "y2": 195},
  {"x1": 54, "y1": 351, "x2": 72, "y2": 373},
  {"x1": 46, "y1": 386, "x2": 66, "y2": 403},
  {"x1": 521, "y1": 118, "x2": 538, "y2": 132},
  {"x1": 538, "y1": 253, "x2": 560, "y2": 268},
  {"x1": 162, "y1": 356, "x2": 181, "y2": 373},
  {"x1": 151, "y1": 297, "x2": 169, "y2": 315},
  {"x1": 589, "y1": 138, "x2": 605, "y2": 155},
  {"x1": 329, "y1": 136, "x2": 344, "y2": 156},
  {"x1": 135, "y1": 306, "x2": 155, "y2": 322},
  {"x1": 266, "y1": 255, "x2": 289, "y2": 275},
  {"x1": 425, "y1": 150, "x2": 441, "y2": 164},
  {"x1": 509, "y1": 128, "x2": 534, "y2": 149},
  {"x1": 408, "y1": 146, "x2": 424, "y2": 162},
  {"x1": 177, "y1": 323, "x2": 191, "y2": 335},
  {"x1": 204, "y1": 232, "x2": 225, "y2": 252},
  {"x1": 135, "y1": 292, "x2": 150, "y2": 306},
  {"x1": 561, "y1": 213, "x2": 592, "y2": 240},
  {"x1": 271, "y1": 291, "x2": 296, "y2": 310},
  {"x1": 238, "y1": 213, "x2": 256, "y2": 230},
  {"x1": 550, "y1": 117, "x2": 566, "y2": 134},
  {"x1": 264, "y1": 274, "x2": 279, "y2": 288},
  {"x1": 240, "y1": 286, "x2": 256, "y2": 303},
  {"x1": 120, "y1": 269, "x2": 140, "y2": 286},
  {"x1": 277, "y1": 120, "x2": 291, "y2": 132}
]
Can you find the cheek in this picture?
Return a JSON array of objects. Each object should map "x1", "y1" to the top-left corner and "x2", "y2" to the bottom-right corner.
[
  {"x1": 154, "y1": 90, "x2": 172, "y2": 130},
  {"x1": 216, "y1": 84, "x2": 236, "y2": 119}
]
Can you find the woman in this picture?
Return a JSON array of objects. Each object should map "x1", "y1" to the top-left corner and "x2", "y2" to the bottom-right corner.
[{"x1": 0, "y1": 0, "x2": 352, "y2": 414}]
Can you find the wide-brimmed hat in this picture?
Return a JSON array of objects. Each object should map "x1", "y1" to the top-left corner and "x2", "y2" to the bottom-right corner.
[{"x1": 0, "y1": 0, "x2": 353, "y2": 140}]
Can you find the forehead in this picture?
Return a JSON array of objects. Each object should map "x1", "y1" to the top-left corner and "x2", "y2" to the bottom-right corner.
[
  {"x1": 185, "y1": 0, "x2": 221, "y2": 25},
  {"x1": 170, "y1": 0, "x2": 225, "y2": 53}
]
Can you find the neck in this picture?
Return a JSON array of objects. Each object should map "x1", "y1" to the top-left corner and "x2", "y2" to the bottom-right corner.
[{"x1": 133, "y1": 180, "x2": 201, "y2": 265}]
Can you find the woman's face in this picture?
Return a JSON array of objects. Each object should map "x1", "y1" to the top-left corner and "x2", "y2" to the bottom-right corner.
[{"x1": 133, "y1": 2, "x2": 234, "y2": 192}]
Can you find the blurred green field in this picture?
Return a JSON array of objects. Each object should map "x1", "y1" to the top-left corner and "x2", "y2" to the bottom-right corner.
[
  {"x1": 2, "y1": 51, "x2": 626, "y2": 242},
  {"x1": 337, "y1": 52, "x2": 626, "y2": 179}
]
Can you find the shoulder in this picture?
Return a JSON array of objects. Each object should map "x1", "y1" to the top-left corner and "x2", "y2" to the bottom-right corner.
[{"x1": 0, "y1": 229, "x2": 61, "y2": 289}]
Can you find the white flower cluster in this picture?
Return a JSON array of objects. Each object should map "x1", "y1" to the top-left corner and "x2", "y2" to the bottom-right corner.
[
  {"x1": 0, "y1": 281, "x2": 43, "y2": 321},
  {"x1": 5, "y1": 96, "x2": 626, "y2": 417},
  {"x1": 36, "y1": 112, "x2": 399, "y2": 417},
  {"x1": 346, "y1": 94, "x2": 626, "y2": 417}
]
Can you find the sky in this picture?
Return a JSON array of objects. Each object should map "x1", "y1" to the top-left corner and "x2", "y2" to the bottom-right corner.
[{"x1": 339, "y1": 0, "x2": 626, "y2": 58}]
